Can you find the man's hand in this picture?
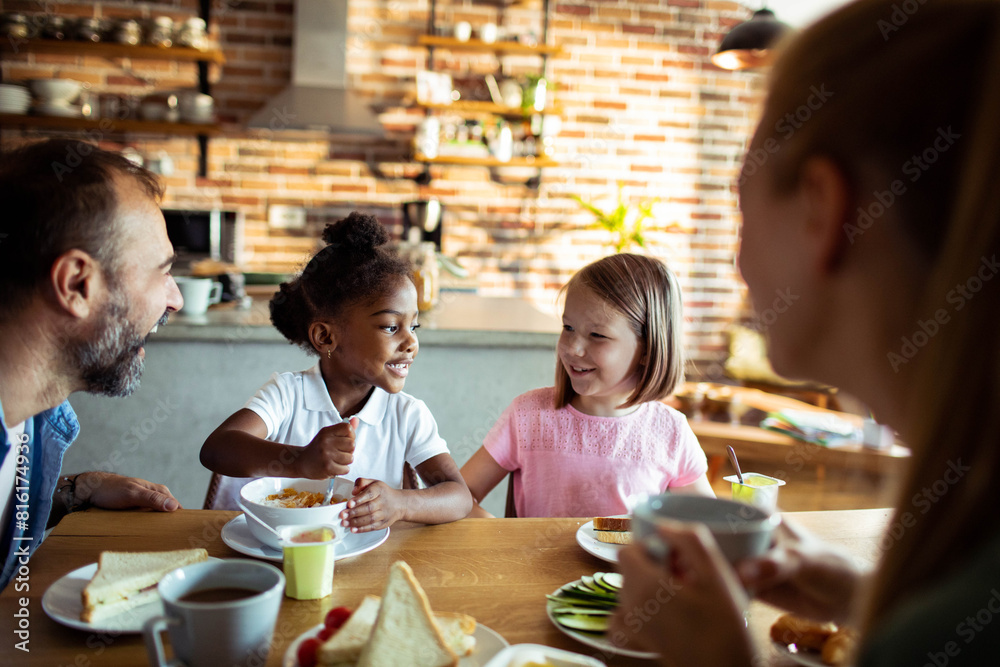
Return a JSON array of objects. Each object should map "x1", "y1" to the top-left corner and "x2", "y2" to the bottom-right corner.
[{"x1": 72, "y1": 471, "x2": 181, "y2": 512}]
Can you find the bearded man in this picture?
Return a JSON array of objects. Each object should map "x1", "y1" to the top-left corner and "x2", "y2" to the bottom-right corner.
[{"x1": 0, "y1": 139, "x2": 184, "y2": 591}]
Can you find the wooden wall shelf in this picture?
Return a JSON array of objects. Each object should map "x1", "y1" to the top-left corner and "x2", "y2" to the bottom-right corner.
[
  {"x1": 418, "y1": 35, "x2": 561, "y2": 56},
  {"x1": 415, "y1": 153, "x2": 559, "y2": 168},
  {"x1": 0, "y1": 39, "x2": 225, "y2": 64},
  {"x1": 0, "y1": 114, "x2": 221, "y2": 136},
  {"x1": 416, "y1": 100, "x2": 562, "y2": 117}
]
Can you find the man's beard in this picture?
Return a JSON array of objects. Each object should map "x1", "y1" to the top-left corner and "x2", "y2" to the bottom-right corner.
[{"x1": 71, "y1": 294, "x2": 167, "y2": 398}]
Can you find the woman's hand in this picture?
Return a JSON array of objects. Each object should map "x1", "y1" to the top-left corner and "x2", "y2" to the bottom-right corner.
[
  {"x1": 610, "y1": 521, "x2": 754, "y2": 667},
  {"x1": 295, "y1": 417, "x2": 358, "y2": 479},
  {"x1": 736, "y1": 519, "x2": 867, "y2": 623},
  {"x1": 339, "y1": 478, "x2": 405, "y2": 533}
]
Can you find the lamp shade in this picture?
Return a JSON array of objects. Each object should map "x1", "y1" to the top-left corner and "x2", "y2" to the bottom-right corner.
[{"x1": 712, "y1": 8, "x2": 791, "y2": 70}]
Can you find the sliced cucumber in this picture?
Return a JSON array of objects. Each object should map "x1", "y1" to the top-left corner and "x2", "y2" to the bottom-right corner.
[
  {"x1": 592, "y1": 573, "x2": 617, "y2": 593},
  {"x1": 547, "y1": 595, "x2": 615, "y2": 609},
  {"x1": 551, "y1": 606, "x2": 614, "y2": 616},
  {"x1": 556, "y1": 614, "x2": 611, "y2": 633},
  {"x1": 560, "y1": 588, "x2": 616, "y2": 604},
  {"x1": 594, "y1": 572, "x2": 623, "y2": 592}
]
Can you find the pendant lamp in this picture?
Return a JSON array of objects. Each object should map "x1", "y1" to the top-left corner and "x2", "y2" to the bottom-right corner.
[{"x1": 712, "y1": 6, "x2": 791, "y2": 71}]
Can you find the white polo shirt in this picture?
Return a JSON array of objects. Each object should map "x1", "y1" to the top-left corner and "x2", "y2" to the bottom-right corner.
[{"x1": 211, "y1": 364, "x2": 450, "y2": 510}]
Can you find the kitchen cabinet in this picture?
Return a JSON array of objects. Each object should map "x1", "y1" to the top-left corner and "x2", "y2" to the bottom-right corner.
[
  {"x1": 414, "y1": 0, "x2": 561, "y2": 187},
  {"x1": 0, "y1": 32, "x2": 223, "y2": 176}
]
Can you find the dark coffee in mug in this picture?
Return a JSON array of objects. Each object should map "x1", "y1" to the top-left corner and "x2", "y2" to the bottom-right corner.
[{"x1": 179, "y1": 587, "x2": 258, "y2": 604}]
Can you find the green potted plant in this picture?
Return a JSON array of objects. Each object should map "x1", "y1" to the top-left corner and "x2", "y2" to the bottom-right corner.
[{"x1": 571, "y1": 185, "x2": 658, "y2": 253}]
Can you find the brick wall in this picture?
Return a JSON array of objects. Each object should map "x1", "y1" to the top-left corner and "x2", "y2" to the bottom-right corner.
[{"x1": 0, "y1": 0, "x2": 766, "y2": 370}]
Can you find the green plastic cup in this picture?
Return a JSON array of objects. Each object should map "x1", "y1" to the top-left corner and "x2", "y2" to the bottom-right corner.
[
  {"x1": 277, "y1": 525, "x2": 340, "y2": 600},
  {"x1": 723, "y1": 473, "x2": 786, "y2": 513}
]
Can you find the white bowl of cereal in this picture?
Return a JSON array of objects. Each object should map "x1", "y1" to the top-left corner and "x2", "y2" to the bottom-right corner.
[{"x1": 239, "y1": 477, "x2": 353, "y2": 550}]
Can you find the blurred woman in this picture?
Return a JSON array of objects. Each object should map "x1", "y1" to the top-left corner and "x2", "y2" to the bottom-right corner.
[{"x1": 610, "y1": 1, "x2": 1000, "y2": 665}]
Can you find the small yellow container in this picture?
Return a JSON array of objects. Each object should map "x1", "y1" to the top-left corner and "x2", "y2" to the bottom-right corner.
[
  {"x1": 278, "y1": 525, "x2": 340, "y2": 600},
  {"x1": 723, "y1": 473, "x2": 786, "y2": 513}
]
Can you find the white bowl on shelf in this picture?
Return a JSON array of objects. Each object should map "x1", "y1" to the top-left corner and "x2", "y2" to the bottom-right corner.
[
  {"x1": 140, "y1": 101, "x2": 168, "y2": 122},
  {"x1": 181, "y1": 109, "x2": 215, "y2": 124},
  {"x1": 28, "y1": 78, "x2": 82, "y2": 104},
  {"x1": 34, "y1": 102, "x2": 82, "y2": 118}
]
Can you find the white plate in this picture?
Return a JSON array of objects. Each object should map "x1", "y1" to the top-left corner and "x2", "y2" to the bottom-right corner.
[
  {"x1": 221, "y1": 514, "x2": 389, "y2": 563},
  {"x1": 41, "y1": 557, "x2": 220, "y2": 633},
  {"x1": 773, "y1": 642, "x2": 830, "y2": 666},
  {"x1": 575, "y1": 516, "x2": 628, "y2": 564},
  {"x1": 282, "y1": 621, "x2": 508, "y2": 667},
  {"x1": 546, "y1": 579, "x2": 658, "y2": 660},
  {"x1": 483, "y1": 644, "x2": 606, "y2": 667}
]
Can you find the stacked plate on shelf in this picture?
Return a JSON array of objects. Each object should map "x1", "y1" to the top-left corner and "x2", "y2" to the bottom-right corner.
[
  {"x1": 0, "y1": 84, "x2": 31, "y2": 115},
  {"x1": 29, "y1": 78, "x2": 84, "y2": 118}
]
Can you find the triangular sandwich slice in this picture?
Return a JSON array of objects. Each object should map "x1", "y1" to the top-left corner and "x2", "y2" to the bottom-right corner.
[
  {"x1": 318, "y1": 598, "x2": 476, "y2": 666},
  {"x1": 318, "y1": 595, "x2": 382, "y2": 666},
  {"x1": 80, "y1": 548, "x2": 208, "y2": 623},
  {"x1": 356, "y1": 561, "x2": 458, "y2": 667}
]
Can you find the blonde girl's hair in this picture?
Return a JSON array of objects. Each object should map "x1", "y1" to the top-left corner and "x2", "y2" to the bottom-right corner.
[
  {"x1": 757, "y1": 0, "x2": 1000, "y2": 642},
  {"x1": 553, "y1": 253, "x2": 685, "y2": 410}
]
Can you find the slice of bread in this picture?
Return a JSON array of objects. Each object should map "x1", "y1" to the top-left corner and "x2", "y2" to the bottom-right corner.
[
  {"x1": 593, "y1": 517, "x2": 631, "y2": 532},
  {"x1": 318, "y1": 595, "x2": 382, "y2": 666},
  {"x1": 594, "y1": 530, "x2": 633, "y2": 545},
  {"x1": 80, "y1": 548, "x2": 208, "y2": 623},
  {"x1": 357, "y1": 562, "x2": 458, "y2": 667},
  {"x1": 433, "y1": 611, "x2": 477, "y2": 656},
  {"x1": 318, "y1": 600, "x2": 476, "y2": 665}
]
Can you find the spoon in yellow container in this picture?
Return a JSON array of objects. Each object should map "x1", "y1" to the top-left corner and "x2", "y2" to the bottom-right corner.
[{"x1": 727, "y1": 445, "x2": 744, "y2": 484}]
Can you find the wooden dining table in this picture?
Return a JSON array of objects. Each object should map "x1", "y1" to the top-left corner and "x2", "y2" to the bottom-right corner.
[{"x1": 0, "y1": 508, "x2": 892, "y2": 666}]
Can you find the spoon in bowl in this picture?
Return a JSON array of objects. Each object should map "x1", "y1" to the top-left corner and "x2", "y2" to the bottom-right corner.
[
  {"x1": 727, "y1": 445, "x2": 745, "y2": 484},
  {"x1": 236, "y1": 500, "x2": 283, "y2": 541},
  {"x1": 323, "y1": 417, "x2": 354, "y2": 504}
]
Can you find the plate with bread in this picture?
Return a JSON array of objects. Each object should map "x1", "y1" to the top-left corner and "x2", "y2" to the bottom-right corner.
[
  {"x1": 576, "y1": 515, "x2": 632, "y2": 563},
  {"x1": 42, "y1": 548, "x2": 212, "y2": 633},
  {"x1": 770, "y1": 612, "x2": 857, "y2": 666},
  {"x1": 284, "y1": 561, "x2": 507, "y2": 667}
]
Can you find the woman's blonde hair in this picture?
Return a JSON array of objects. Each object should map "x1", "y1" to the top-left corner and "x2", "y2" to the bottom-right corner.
[
  {"x1": 553, "y1": 253, "x2": 685, "y2": 410},
  {"x1": 758, "y1": 0, "x2": 1000, "y2": 641}
]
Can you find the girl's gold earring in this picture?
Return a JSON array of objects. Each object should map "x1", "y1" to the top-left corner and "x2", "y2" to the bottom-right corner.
[{"x1": 327, "y1": 348, "x2": 331, "y2": 359}]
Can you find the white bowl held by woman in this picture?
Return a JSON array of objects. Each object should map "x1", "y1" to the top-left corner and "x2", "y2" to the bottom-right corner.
[
  {"x1": 632, "y1": 494, "x2": 781, "y2": 564},
  {"x1": 239, "y1": 477, "x2": 353, "y2": 550}
]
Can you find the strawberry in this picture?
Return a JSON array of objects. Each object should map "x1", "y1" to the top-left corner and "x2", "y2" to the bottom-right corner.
[
  {"x1": 324, "y1": 606, "x2": 353, "y2": 631},
  {"x1": 297, "y1": 637, "x2": 320, "y2": 667}
]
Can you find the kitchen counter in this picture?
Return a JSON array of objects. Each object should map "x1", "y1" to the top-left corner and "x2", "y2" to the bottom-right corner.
[{"x1": 158, "y1": 291, "x2": 561, "y2": 347}]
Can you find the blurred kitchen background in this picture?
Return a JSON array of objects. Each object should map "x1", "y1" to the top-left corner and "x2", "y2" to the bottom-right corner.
[{"x1": 3, "y1": 0, "x2": 885, "y2": 514}]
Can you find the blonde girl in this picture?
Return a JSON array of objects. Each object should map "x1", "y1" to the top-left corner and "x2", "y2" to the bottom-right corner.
[{"x1": 461, "y1": 253, "x2": 714, "y2": 518}]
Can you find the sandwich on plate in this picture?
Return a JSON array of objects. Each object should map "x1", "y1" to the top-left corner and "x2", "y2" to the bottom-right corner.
[
  {"x1": 316, "y1": 561, "x2": 475, "y2": 667},
  {"x1": 592, "y1": 516, "x2": 632, "y2": 545},
  {"x1": 80, "y1": 548, "x2": 208, "y2": 623}
]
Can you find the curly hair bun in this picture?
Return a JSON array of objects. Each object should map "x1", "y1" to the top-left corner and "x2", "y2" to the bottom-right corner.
[{"x1": 322, "y1": 211, "x2": 389, "y2": 256}]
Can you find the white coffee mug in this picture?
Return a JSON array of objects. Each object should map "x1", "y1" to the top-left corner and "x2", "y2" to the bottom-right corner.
[
  {"x1": 454, "y1": 21, "x2": 471, "y2": 42},
  {"x1": 479, "y1": 22, "x2": 497, "y2": 43},
  {"x1": 175, "y1": 276, "x2": 222, "y2": 315},
  {"x1": 144, "y1": 559, "x2": 284, "y2": 667}
]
